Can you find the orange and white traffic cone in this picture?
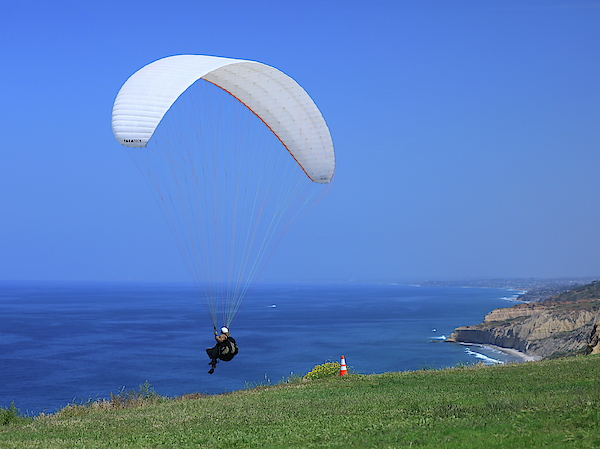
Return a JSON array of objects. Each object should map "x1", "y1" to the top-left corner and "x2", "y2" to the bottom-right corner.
[{"x1": 339, "y1": 355, "x2": 348, "y2": 376}]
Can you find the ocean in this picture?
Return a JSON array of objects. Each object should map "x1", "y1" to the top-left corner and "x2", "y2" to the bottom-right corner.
[{"x1": 0, "y1": 281, "x2": 524, "y2": 415}]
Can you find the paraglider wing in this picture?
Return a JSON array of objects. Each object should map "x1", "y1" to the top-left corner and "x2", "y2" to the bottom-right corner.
[
  {"x1": 112, "y1": 55, "x2": 335, "y2": 183},
  {"x1": 111, "y1": 54, "x2": 335, "y2": 329}
]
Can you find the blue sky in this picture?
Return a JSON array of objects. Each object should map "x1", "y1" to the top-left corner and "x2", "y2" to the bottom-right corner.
[{"x1": 1, "y1": 1, "x2": 599, "y2": 283}]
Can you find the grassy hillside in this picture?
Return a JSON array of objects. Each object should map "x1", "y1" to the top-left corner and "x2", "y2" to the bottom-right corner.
[{"x1": 2, "y1": 355, "x2": 600, "y2": 448}]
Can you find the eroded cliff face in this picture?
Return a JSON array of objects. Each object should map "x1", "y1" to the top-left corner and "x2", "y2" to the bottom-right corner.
[
  {"x1": 447, "y1": 299, "x2": 600, "y2": 358},
  {"x1": 588, "y1": 324, "x2": 600, "y2": 355}
]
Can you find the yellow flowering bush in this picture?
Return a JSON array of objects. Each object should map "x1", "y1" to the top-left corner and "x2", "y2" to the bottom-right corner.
[{"x1": 304, "y1": 361, "x2": 341, "y2": 380}]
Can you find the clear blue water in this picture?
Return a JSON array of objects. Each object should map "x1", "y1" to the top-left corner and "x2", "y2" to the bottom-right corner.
[{"x1": 0, "y1": 281, "x2": 523, "y2": 415}]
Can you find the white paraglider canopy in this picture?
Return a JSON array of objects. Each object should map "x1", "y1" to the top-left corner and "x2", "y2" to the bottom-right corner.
[
  {"x1": 112, "y1": 54, "x2": 335, "y2": 183},
  {"x1": 111, "y1": 54, "x2": 335, "y2": 328}
]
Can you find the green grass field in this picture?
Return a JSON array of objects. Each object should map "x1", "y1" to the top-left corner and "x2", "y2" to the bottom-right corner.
[{"x1": 2, "y1": 355, "x2": 600, "y2": 448}]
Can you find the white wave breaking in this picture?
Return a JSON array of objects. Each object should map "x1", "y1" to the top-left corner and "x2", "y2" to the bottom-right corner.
[
  {"x1": 501, "y1": 290, "x2": 528, "y2": 302},
  {"x1": 462, "y1": 345, "x2": 504, "y2": 365}
]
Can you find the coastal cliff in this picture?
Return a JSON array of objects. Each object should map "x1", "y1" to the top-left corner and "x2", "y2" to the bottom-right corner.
[{"x1": 447, "y1": 281, "x2": 600, "y2": 358}]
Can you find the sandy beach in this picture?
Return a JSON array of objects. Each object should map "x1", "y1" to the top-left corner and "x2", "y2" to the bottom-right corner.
[{"x1": 485, "y1": 345, "x2": 542, "y2": 362}]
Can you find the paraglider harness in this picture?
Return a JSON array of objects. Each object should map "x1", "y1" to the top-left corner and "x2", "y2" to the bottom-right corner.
[
  {"x1": 216, "y1": 336, "x2": 238, "y2": 361},
  {"x1": 207, "y1": 328, "x2": 238, "y2": 374}
]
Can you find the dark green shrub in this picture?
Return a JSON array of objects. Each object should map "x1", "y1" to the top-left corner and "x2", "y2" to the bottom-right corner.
[{"x1": 0, "y1": 402, "x2": 30, "y2": 426}]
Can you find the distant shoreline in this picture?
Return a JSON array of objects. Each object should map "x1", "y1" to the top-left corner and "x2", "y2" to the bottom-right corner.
[
  {"x1": 482, "y1": 344, "x2": 542, "y2": 363},
  {"x1": 452, "y1": 341, "x2": 542, "y2": 363}
]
